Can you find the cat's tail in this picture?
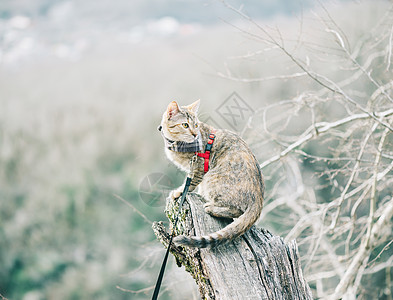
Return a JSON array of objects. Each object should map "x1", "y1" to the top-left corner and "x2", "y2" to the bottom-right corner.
[{"x1": 173, "y1": 198, "x2": 263, "y2": 248}]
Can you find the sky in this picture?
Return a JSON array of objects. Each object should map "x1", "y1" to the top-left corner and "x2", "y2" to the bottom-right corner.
[{"x1": 0, "y1": 0, "x2": 347, "y2": 65}]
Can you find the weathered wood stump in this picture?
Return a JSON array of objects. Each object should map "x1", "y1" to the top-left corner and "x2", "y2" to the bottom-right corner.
[{"x1": 152, "y1": 193, "x2": 313, "y2": 300}]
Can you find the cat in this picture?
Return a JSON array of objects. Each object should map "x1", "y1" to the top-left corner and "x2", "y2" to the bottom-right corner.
[{"x1": 159, "y1": 100, "x2": 264, "y2": 248}]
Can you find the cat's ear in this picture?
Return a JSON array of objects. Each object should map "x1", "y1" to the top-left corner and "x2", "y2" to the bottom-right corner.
[
  {"x1": 166, "y1": 101, "x2": 180, "y2": 119},
  {"x1": 185, "y1": 99, "x2": 200, "y2": 114}
]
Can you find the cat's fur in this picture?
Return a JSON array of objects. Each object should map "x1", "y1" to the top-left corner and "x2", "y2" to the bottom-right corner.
[{"x1": 160, "y1": 100, "x2": 264, "y2": 248}]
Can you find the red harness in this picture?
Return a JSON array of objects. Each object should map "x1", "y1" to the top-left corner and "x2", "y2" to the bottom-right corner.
[{"x1": 196, "y1": 130, "x2": 216, "y2": 173}]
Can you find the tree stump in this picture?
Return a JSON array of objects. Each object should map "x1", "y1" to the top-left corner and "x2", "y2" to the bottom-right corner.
[{"x1": 152, "y1": 193, "x2": 313, "y2": 300}]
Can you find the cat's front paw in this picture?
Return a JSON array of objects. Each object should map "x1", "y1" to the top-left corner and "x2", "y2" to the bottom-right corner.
[
  {"x1": 170, "y1": 188, "x2": 182, "y2": 200},
  {"x1": 203, "y1": 202, "x2": 215, "y2": 215}
]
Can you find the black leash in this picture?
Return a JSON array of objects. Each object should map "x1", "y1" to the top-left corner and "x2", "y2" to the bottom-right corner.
[{"x1": 152, "y1": 156, "x2": 196, "y2": 300}]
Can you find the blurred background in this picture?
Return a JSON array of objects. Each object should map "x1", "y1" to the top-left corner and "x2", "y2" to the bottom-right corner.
[{"x1": 0, "y1": 0, "x2": 390, "y2": 299}]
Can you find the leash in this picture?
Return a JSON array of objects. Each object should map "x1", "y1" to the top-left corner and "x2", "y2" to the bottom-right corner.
[{"x1": 151, "y1": 155, "x2": 197, "y2": 300}]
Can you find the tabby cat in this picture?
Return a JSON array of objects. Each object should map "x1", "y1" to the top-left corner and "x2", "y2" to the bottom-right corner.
[{"x1": 159, "y1": 100, "x2": 264, "y2": 248}]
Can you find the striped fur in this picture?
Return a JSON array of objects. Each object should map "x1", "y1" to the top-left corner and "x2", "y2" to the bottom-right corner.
[
  {"x1": 173, "y1": 204, "x2": 262, "y2": 248},
  {"x1": 160, "y1": 100, "x2": 264, "y2": 248}
]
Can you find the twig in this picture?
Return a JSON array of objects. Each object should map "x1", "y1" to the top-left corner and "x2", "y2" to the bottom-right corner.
[
  {"x1": 113, "y1": 194, "x2": 153, "y2": 225},
  {"x1": 387, "y1": 266, "x2": 392, "y2": 300},
  {"x1": 367, "y1": 239, "x2": 393, "y2": 269},
  {"x1": 116, "y1": 285, "x2": 154, "y2": 294},
  {"x1": 216, "y1": 71, "x2": 308, "y2": 83},
  {"x1": 0, "y1": 293, "x2": 8, "y2": 300},
  {"x1": 386, "y1": 24, "x2": 393, "y2": 71},
  {"x1": 365, "y1": 125, "x2": 390, "y2": 247}
]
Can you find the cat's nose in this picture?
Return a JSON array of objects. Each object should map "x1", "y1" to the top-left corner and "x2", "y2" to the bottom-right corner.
[{"x1": 157, "y1": 125, "x2": 162, "y2": 131}]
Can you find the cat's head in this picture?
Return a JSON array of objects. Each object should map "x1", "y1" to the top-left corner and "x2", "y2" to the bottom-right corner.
[{"x1": 159, "y1": 100, "x2": 200, "y2": 142}]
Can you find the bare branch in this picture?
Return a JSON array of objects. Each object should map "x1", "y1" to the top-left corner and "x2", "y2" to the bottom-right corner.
[
  {"x1": 216, "y1": 71, "x2": 308, "y2": 83},
  {"x1": 333, "y1": 198, "x2": 393, "y2": 297},
  {"x1": 329, "y1": 121, "x2": 379, "y2": 230},
  {"x1": 0, "y1": 293, "x2": 9, "y2": 300},
  {"x1": 386, "y1": 25, "x2": 393, "y2": 71},
  {"x1": 367, "y1": 239, "x2": 393, "y2": 271},
  {"x1": 260, "y1": 108, "x2": 393, "y2": 169}
]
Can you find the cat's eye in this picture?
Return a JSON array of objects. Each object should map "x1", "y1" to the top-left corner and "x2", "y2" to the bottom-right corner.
[
  {"x1": 195, "y1": 123, "x2": 199, "y2": 128},
  {"x1": 182, "y1": 123, "x2": 189, "y2": 128}
]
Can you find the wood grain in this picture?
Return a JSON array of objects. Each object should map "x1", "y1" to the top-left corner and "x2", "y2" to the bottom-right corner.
[{"x1": 152, "y1": 193, "x2": 313, "y2": 300}]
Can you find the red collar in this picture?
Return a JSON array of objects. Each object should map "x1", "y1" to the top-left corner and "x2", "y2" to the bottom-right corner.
[{"x1": 195, "y1": 130, "x2": 216, "y2": 173}]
